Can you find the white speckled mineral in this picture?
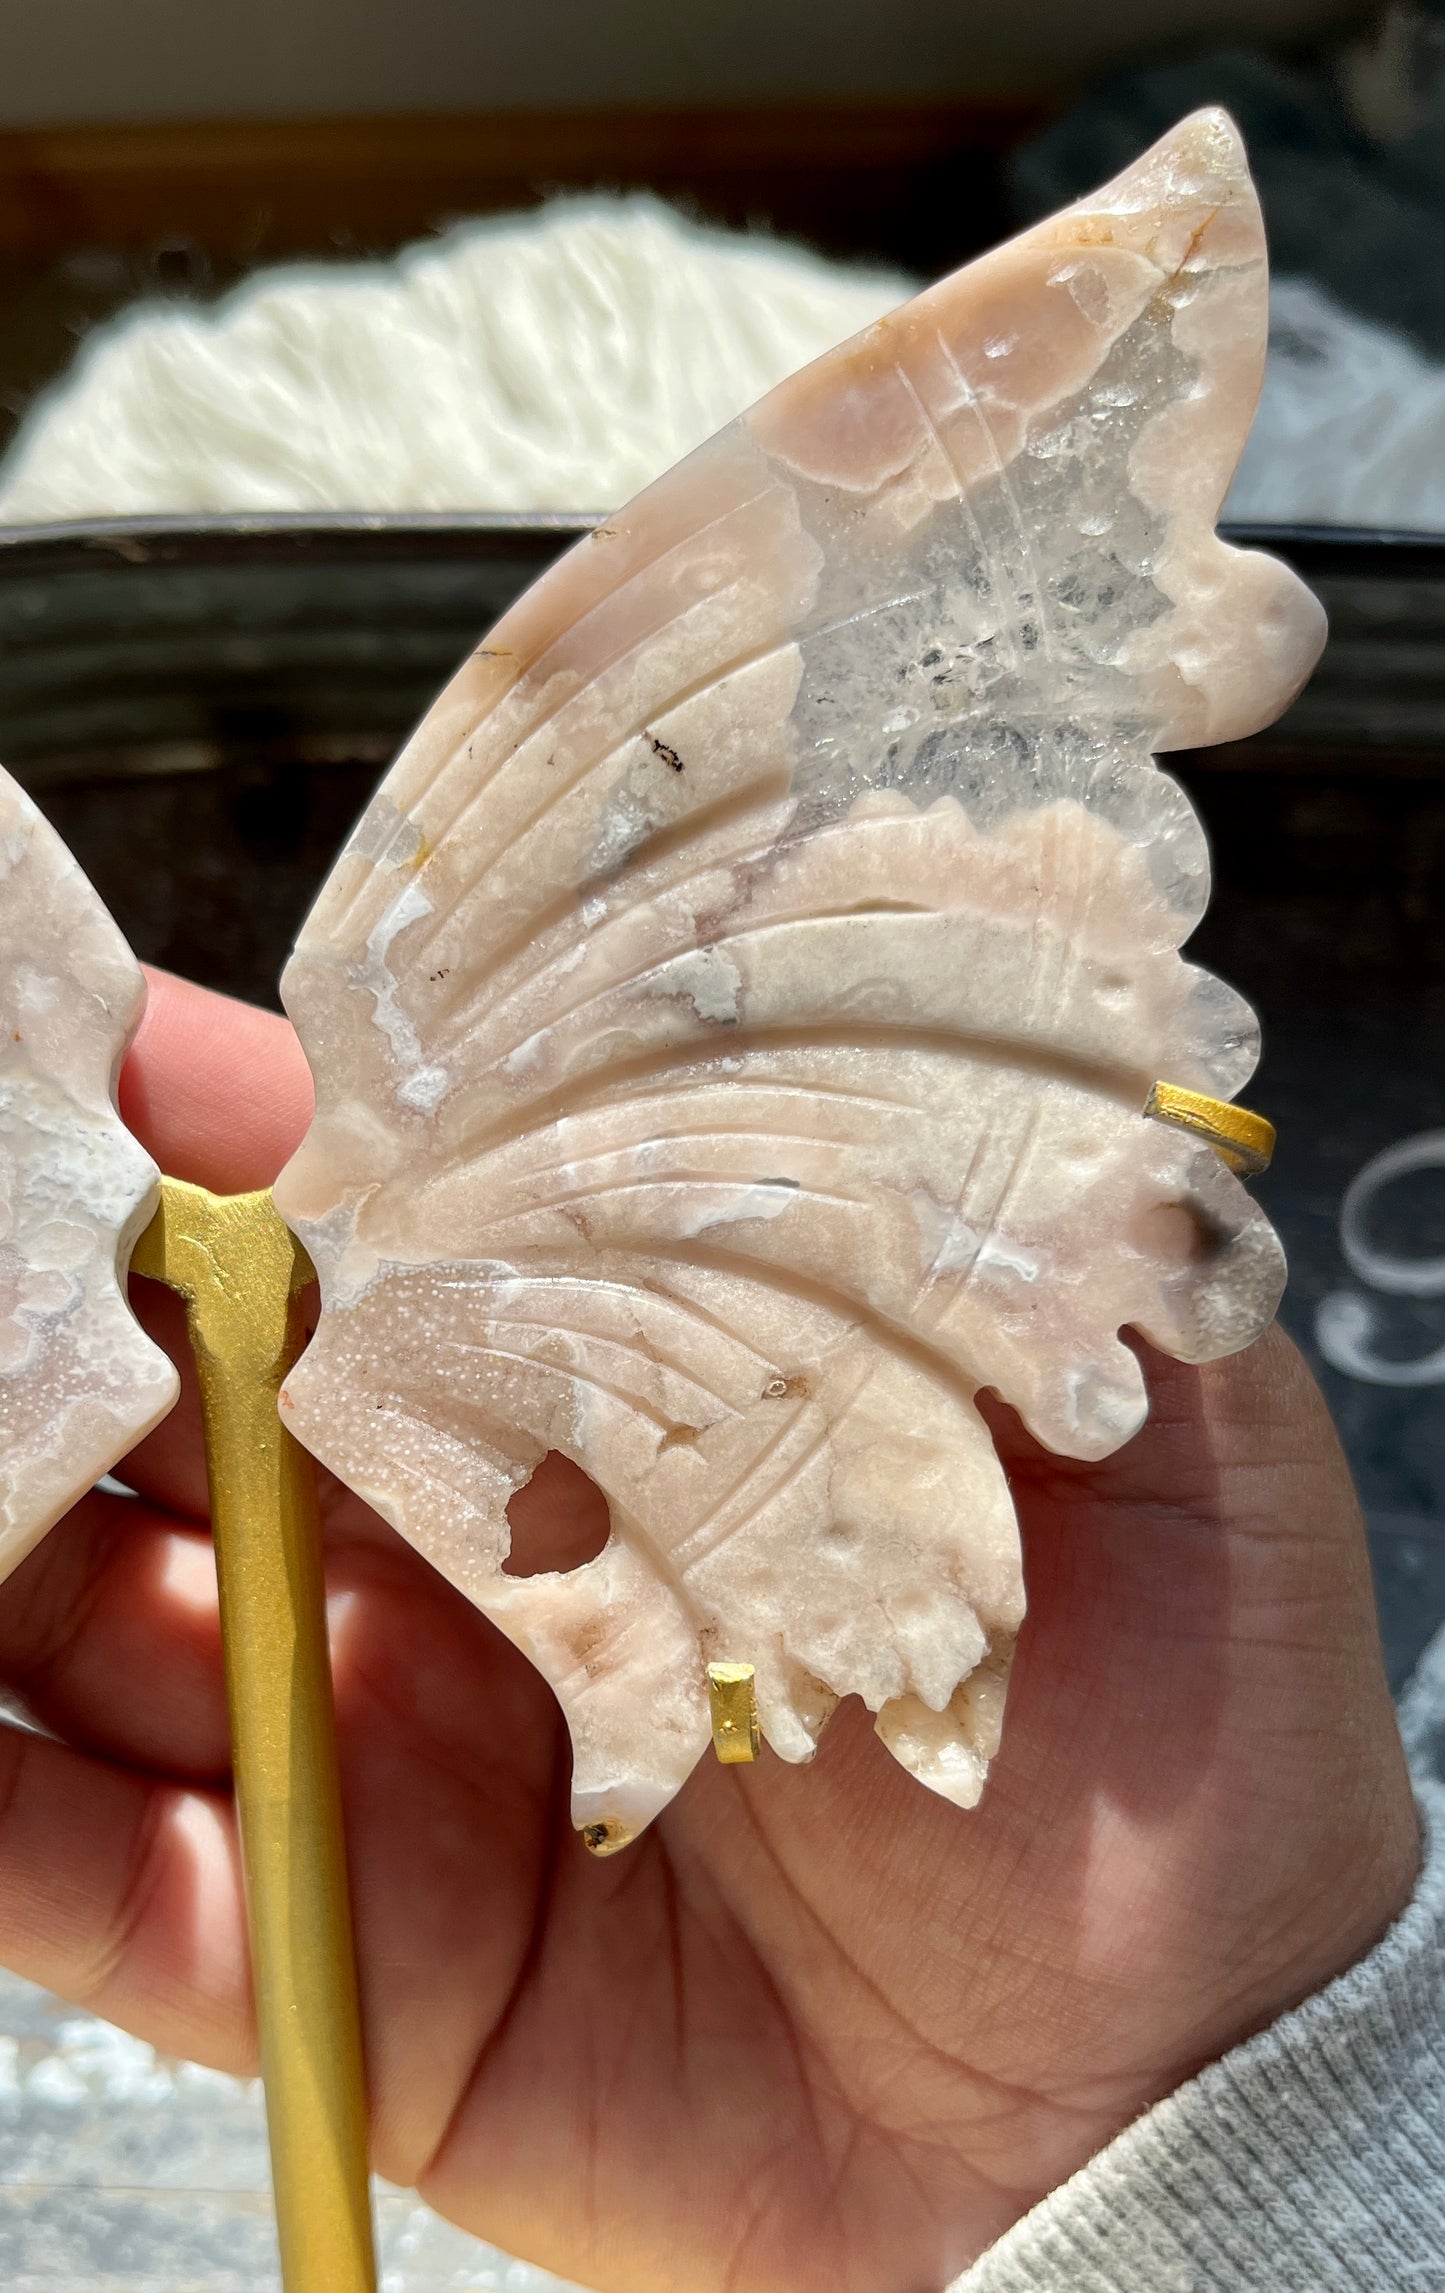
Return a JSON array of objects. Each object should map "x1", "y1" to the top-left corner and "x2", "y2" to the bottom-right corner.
[{"x1": 0, "y1": 772, "x2": 176, "y2": 1582}]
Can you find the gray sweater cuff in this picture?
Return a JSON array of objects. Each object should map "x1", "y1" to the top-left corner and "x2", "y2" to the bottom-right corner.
[{"x1": 954, "y1": 1777, "x2": 1445, "y2": 2292}]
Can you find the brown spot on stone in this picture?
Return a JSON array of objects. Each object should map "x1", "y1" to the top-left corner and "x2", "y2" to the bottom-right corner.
[
  {"x1": 565, "y1": 1614, "x2": 610, "y2": 1668},
  {"x1": 581, "y1": 1818, "x2": 633, "y2": 1856},
  {"x1": 763, "y1": 1373, "x2": 810, "y2": 1402}
]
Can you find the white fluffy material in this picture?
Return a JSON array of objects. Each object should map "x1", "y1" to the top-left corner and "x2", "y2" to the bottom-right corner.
[
  {"x1": 1228, "y1": 277, "x2": 1445, "y2": 531},
  {"x1": 0, "y1": 199, "x2": 909, "y2": 520},
  {"x1": 1, "y1": 212, "x2": 1435, "y2": 531}
]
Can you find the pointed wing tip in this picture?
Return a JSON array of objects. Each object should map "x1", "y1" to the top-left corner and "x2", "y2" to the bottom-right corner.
[
  {"x1": 1056, "y1": 105, "x2": 1262, "y2": 276},
  {"x1": 1144, "y1": 102, "x2": 1250, "y2": 170}
]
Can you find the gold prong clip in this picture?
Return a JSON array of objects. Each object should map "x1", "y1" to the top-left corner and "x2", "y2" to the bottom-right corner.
[
  {"x1": 1144, "y1": 1083, "x2": 1276, "y2": 1179},
  {"x1": 707, "y1": 1662, "x2": 761, "y2": 1764}
]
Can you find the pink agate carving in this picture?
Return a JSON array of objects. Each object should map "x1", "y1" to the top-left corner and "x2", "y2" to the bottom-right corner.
[
  {"x1": 0, "y1": 771, "x2": 176, "y2": 1582},
  {"x1": 275, "y1": 110, "x2": 1326, "y2": 1851}
]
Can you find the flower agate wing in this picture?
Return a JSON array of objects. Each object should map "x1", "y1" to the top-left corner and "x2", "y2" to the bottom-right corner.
[
  {"x1": 0, "y1": 771, "x2": 178, "y2": 1580},
  {"x1": 276, "y1": 110, "x2": 1325, "y2": 1851}
]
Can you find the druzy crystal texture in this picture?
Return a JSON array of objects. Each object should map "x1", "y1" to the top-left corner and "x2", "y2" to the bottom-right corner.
[
  {"x1": 276, "y1": 111, "x2": 1326, "y2": 1850},
  {"x1": 0, "y1": 771, "x2": 177, "y2": 1581}
]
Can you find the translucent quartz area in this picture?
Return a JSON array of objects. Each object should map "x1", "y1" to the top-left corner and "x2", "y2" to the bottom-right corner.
[
  {"x1": 277, "y1": 110, "x2": 1326, "y2": 1849},
  {"x1": 0, "y1": 772, "x2": 176, "y2": 1582}
]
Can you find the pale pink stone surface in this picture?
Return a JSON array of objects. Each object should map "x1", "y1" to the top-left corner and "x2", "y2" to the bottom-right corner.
[
  {"x1": 0, "y1": 772, "x2": 177, "y2": 1583},
  {"x1": 276, "y1": 110, "x2": 1325, "y2": 1849}
]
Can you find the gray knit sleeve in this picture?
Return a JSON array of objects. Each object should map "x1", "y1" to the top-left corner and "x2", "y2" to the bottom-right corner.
[{"x1": 954, "y1": 1774, "x2": 1445, "y2": 2292}]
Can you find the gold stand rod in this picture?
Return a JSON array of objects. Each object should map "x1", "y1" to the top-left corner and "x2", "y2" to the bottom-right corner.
[{"x1": 132, "y1": 1177, "x2": 376, "y2": 2293}]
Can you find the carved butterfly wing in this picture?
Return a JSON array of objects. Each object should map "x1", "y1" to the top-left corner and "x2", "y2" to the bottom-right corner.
[
  {"x1": 276, "y1": 109, "x2": 1325, "y2": 1850},
  {"x1": 0, "y1": 771, "x2": 178, "y2": 1581}
]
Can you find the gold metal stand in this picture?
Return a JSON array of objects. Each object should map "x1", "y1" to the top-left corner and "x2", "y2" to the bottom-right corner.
[{"x1": 131, "y1": 1178, "x2": 376, "y2": 2293}]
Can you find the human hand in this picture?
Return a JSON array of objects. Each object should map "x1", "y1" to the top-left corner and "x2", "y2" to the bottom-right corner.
[{"x1": 0, "y1": 968, "x2": 1419, "y2": 2293}]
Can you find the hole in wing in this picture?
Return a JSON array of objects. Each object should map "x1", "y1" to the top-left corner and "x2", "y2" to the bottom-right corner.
[{"x1": 503, "y1": 1451, "x2": 612, "y2": 1577}]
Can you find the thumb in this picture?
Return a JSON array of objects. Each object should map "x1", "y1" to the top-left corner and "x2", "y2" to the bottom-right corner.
[{"x1": 119, "y1": 967, "x2": 313, "y2": 1194}]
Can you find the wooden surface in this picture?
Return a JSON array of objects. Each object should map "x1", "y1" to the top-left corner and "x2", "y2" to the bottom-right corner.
[{"x1": 0, "y1": 103, "x2": 1042, "y2": 269}]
